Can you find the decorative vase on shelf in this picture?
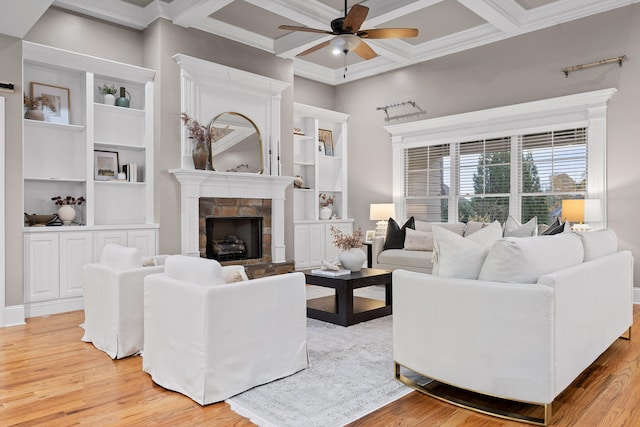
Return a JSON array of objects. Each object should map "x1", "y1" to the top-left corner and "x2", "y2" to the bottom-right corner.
[
  {"x1": 192, "y1": 140, "x2": 209, "y2": 170},
  {"x1": 319, "y1": 205, "x2": 332, "y2": 220},
  {"x1": 294, "y1": 175, "x2": 304, "y2": 188},
  {"x1": 339, "y1": 248, "x2": 366, "y2": 272},
  {"x1": 57, "y1": 205, "x2": 76, "y2": 225},
  {"x1": 103, "y1": 93, "x2": 116, "y2": 105},
  {"x1": 24, "y1": 108, "x2": 44, "y2": 121},
  {"x1": 115, "y1": 87, "x2": 130, "y2": 108}
]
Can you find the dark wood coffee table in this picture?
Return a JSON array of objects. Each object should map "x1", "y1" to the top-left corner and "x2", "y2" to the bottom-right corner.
[{"x1": 303, "y1": 268, "x2": 392, "y2": 326}]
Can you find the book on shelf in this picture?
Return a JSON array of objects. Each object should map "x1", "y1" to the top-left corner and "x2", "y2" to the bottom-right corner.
[{"x1": 310, "y1": 268, "x2": 351, "y2": 277}]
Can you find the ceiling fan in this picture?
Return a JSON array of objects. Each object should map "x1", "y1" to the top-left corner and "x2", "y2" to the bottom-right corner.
[{"x1": 278, "y1": 1, "x2": 419, "y2": 61}]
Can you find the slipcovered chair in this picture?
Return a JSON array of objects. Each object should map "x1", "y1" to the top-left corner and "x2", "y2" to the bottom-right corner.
[
  {"x1": 143, "y1": 255, "x2": 308, "y2": 405},
  {"x1": 82, "y1": 243, "x2": 167, "y2": 359}
]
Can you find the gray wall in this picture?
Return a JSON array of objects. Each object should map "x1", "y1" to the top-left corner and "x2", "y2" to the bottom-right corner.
[
  {"x1": 332, "y1": 4, "x2": 640, "y2": 285},
  {"x1": 294, "y1": 76, "x2": 335, "y2": 111}
]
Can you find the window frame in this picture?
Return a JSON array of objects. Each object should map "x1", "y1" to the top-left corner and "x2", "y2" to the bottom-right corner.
[{"x1": 387, "y1": 89, "x2": 616, "y2": 227}]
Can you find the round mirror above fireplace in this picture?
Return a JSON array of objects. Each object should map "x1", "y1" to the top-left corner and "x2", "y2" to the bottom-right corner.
[{"x1": 208, "y1": 112, "x2": 263, "y2": 174}]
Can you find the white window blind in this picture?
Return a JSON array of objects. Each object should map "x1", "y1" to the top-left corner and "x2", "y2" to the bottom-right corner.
[
  {"x1": 404, "y1": 144, "x2": 450, "y2": 222},
  {"x1": 520, "y1": 128, "x2": 587, "y2": 224}
]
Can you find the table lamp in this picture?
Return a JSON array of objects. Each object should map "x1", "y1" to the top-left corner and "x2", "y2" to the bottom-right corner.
[
  {"x1": 562, "y1": 199, "x2": 601, "y2": 231},
  {"x1": 370, "y1": 203, "x2": 396, "y2": 237}
]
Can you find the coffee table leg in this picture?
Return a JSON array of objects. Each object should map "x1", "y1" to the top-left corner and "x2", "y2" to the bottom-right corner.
[{"x1": 336, "y1": 284, "x2": 352, "y2": 326}]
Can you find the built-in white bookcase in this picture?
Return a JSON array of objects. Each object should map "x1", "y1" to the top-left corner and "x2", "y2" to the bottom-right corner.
[{"x1": 22, "y1": 41, "x2": 158, "y2": 318}]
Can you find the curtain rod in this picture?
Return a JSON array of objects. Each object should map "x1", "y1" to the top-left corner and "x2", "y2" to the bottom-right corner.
[
  {"x1": 562, "y1": 55, "x2": 627, "y2": 77},
  {"x1": 376, "y1": 100, "x2": 423, "y2": 120}
]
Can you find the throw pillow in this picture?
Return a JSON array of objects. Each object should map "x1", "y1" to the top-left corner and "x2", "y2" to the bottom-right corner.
[
  {"x1": 415, "y1": 220, "x2": 465, "y2": 236},
  {"x1": 383, "y1": 217, "x2": 415, "y2": 250},
  {"x1": 478, "y1": 233, "x2": 584, "y2": 283},
  {"x1": 503, "y1": 215, "x2": 537, "y2": 237},
  {"x1": 464, "y1": 221, "x2": 488, "y2": 236},
  {"x1": 541, "y1": 217, "x2": 565, "y2": 235},
  {"x1": 575, "y1": 229, "x2": 618, "y2": 262},
  {"x1": 403, "y1": 228, "x2": 434, "y2": 251},
  {"x1": 100, "y1": 243, "x2": 142, "y2": 270},
  {"x1": 222, "y1": 265, "x2": 250, "y2": 283},
  {"x1": 432, "y1": 221, "x2": 503, "y2": 279}
]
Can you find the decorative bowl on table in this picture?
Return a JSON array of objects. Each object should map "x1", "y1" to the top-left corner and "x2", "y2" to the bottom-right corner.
[{"x1": 24, "y1": 213, "x2": 57, "y2": 226}]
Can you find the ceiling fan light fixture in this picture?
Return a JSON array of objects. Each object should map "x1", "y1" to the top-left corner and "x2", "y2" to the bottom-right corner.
[{"x1": 330, "y1": 34, "x2": 361, "y2": 55}]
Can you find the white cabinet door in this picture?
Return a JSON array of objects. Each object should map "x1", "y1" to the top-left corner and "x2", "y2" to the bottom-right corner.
[
  {"x1": 128, "y1": 229, "x2": 156, "y2": 258},
  {"x1": 94, "y1": 230, "x2": 128, "y2": 260},
  {"x1": 24, "y1": 233, "x2": 59, "y2": 302},
  {"x1": 324, "y1": 222, "x2": 353, "y2": 262},
  {"x1": 308, "y1": 223, "x2": 326, "y2": 266},
  {"x1": 294, "y1": 224, "x2": 310, "y2": 269},
  {"x1": 59, "y1": 232, "x2": 93, "y2": 299}
]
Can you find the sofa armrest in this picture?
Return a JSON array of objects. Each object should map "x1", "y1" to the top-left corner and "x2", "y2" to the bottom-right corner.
[
  {"x1": 537, "y1": 250, "x2": 633, "y2": 394},
  {"x1": 392, "y1": 269, "x2": 555, "y2": 404},
  {"x1": 371, "y1": 236, "x2": 385, "y2": 268}
]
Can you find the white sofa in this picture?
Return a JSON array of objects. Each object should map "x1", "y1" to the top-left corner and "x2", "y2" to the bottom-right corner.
[
  {"x1": 392, "y1": 230, "x2": 633, "y2": 425},
  {"x1": 81, "y1": 244, "x2": 167, "y2": 359},
  {"x1": 143, "y1": 255, "x2": 308, "y2": 405}
]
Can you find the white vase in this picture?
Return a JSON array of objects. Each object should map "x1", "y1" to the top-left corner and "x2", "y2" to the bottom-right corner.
[
  {"x1": 339, "y1": 248, "x2": 366, "y2": 272},
  {"x1": 57, "y1": 205, "x2": 76, "y2": 225},
  {"x1": 103, "y1": 93, "x2": 116, "y2": 105},
  {"x1": 319, "y1": 206, "x2": 332, "y2": 220}
]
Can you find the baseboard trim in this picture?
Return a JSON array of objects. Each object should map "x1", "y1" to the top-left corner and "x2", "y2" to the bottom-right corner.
[
  {"x1": 23, "y1": 297, "x2": 83, "y2": 319},
  {"x1": 3, "y1": 304, "x2": 26, "y2": 327}
]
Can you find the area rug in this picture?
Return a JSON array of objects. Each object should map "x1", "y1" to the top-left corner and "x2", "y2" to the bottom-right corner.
[{"x1": 226, "y1": 287, "x2": 411, "y2": 427}]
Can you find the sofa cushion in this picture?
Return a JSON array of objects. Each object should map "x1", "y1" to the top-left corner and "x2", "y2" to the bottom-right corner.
[
  {"x1": 378, "y1": 248, "x2": 433, "y2": 270},
  {"x1": 432, "y1": 221, "x2": 503, "y2": 279},
  {"x1": 576, "y1": 229, "x2": 617, "y2": 262},
  {"x1": 478, "y1": 233, "x2": 584, "y2": 284},
  {"x1": 503, "y1": 215, "x2": 537, "y2": 237},
  {"x1": 100, "y1": 244, "x2": 142, "y2": 270},
  {"x1": 384, "y1": 217, "x2": 415, "y2": 250},
  {"x1": 164, "y1": 255, "x2": 226, "y2": 286},
  {"x1": 403, "y1": 228, "x2": 434, "y2": 251},
  {"x1": 415, "y1": 220, "x2": 465, "y2": 236}
]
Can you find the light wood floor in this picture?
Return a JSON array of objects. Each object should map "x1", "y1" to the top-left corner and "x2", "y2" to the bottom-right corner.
[{"x1": 1, "y1": 306, "x2": 639, "y2": 426}]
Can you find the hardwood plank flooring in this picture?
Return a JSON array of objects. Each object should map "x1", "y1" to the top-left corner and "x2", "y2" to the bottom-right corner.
[{"x1": 1, "y1": 306, "x2": 638, "y2": 426}]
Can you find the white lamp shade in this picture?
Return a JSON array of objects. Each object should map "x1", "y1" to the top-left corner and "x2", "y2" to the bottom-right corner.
[
  {"x1": 370, "y1": 203, "x2": 396, "y2": 221},
  {"x1": 584, "y1": 199, "x2": 602, "y2": 222}
]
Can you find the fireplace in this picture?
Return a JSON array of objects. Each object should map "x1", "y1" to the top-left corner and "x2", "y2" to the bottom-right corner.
[{"x1": 206, "y1": 216, "x2": 263, "y2": 261}]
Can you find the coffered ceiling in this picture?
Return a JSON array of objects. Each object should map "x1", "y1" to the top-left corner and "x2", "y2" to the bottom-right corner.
[{"x1": 14, "y1": 0, "x2": 640, "y2": 85}]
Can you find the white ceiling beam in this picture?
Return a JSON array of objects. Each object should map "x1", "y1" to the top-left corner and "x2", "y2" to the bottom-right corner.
[
  {"x1": 191, "y1": 17, "x2": 275, "y2": 52},
  {"x1": 456, "y1": 0, "x2": 524, "y2": 33},
  {"x1": 171, "y1": 0, "x2": 234, "y2": 27},
  {"x1": 53, "y1": 0, "x2": 150, "y2": 29}
]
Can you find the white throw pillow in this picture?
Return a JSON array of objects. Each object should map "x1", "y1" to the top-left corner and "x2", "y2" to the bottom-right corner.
[
  {"x1": 432, "y1": 221, "x2": 503, "y2": 279},
  {"x1": 503, "y1": 215, "x2": 537, "y2": 237},
  {"x1": 415, "y1": 220, "x2": 465, "y2": 236},
  {"x1": 100, "y1": 243, "x2": 142, "y2": 270},
  {"x1": 478, "y1": 233, "x2": 584, "y2": 284},
  {"x1": 403, "y1": 228, "x2": 434, "y2": 251},
  {"x1": 164, "y1": 255, "x2": 226, "y2": 286},
  {"x1": 464, "y1": 221, "x2": 488, "y2": 236},
  {"x1": 222, "y1": 265, "x2": 250, "y2": 283}
]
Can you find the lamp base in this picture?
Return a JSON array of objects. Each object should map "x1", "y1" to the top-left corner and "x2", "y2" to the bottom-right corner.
[{"x1": 375, "y1": 220, "x2": 388, "y2": 237}]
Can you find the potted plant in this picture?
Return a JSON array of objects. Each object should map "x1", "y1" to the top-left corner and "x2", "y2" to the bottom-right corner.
[
  {"x1": 52, "y1": 196, "x2": 85, "y2": 225},
  {"x1": 181, "y1": 113, "x2": 211, "y2": 170},
  {"x1": 23, "y1": 93, "x2": 57, "y2": 121},
  {"x1": 330, "y1": 226, "x2": 365, "y2": 271},
  {"x1": 319, "y1": 193, "x2": 334, "y2": 220},
  {"x1": 98, "y1": 83, "x2": 118, "y2": 105}
]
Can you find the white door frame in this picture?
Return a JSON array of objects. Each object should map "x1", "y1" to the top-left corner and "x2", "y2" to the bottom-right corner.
[{"x1": 0, "y1": 97, "x2": 6, "y2": 326}]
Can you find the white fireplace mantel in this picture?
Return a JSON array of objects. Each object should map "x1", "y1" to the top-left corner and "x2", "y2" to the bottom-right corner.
[{"x1": 170, "y1": 169, "x2": 293, "y2": 262}]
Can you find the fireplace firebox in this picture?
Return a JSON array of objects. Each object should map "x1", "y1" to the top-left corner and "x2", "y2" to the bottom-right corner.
[{"x1": 206, "y1": 216, "x2": 263, "y2": 261}]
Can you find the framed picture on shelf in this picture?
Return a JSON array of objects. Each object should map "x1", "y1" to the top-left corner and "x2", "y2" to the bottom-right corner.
[
  {"x1": 319, "y1": 129, "x2": 334, "y2": 156},
  {"x1": 365, "y1": 230, "x2": 376, "y2": 243},
  {"x1": 94, "y1": 150, "x2": 119, "y2": 181},
  {"x1": 31, "y1": 82, "x2": 70, "y2": 124}
]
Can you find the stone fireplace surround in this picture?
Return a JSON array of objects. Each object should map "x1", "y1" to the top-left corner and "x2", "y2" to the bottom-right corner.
[{"x1": 170, "y1": 169, "x2": 293, "y2": 266}]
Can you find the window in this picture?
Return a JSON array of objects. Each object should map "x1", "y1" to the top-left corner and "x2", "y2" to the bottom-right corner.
[{"x1": 388, "y1": 89, "x2": 614, "y2": 227}]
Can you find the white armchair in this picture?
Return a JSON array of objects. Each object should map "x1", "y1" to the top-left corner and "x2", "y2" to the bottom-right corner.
[
  {"x1": 143, "y1": 255, "x2": 308, "y2": 405},
  {"x1": 81, "y1": 244, "x2": 166, "y2": 359}
]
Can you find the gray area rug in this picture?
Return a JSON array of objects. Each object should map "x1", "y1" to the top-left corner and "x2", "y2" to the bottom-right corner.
[{"x1": 226, "y1": 286, "x2": 411, "y2": 427}]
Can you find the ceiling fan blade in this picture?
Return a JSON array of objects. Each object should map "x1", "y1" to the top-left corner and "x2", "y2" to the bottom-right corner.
[
  {"x1": 342, "y1": 4, "x2": 368, "y2": 32},
  {"x1": 278, "y1": 25, "x2": 333, "y2": 35},
  {"x1": 358, "y1": 28, "x2": 419, "y2": 39},
  {"x1": 297, "y1": 40, "x2": 331, "y2": 57},
  {"x1": 353, "y1": 40, "x2": 377, "y2": 60}
]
